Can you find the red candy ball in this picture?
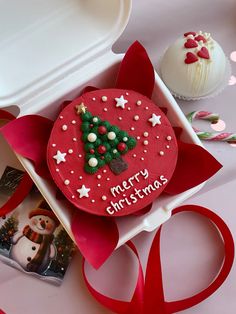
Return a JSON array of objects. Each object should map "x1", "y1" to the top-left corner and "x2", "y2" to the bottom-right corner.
[
  {"x1": 97, "y1": 145, "x2": 106, "y2": 154},
  {"x1": 117, "y1": 142, "x2": 127, "y2": 152},
  {"x1": 89, "y1": 149, "x2": 95, "y2": 154},
  {"x1": 98, "y1": 126, "x2": 107, "y2": 135}
]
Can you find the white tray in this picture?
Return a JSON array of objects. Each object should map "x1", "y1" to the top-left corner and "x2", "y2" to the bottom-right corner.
[{"x1": 0, "y1": 0, "x2": 204, "y2": 248}]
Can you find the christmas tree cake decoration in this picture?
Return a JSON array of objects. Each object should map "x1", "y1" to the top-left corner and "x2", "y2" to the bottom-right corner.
[
  {"x1": 76, "y1": 101, "x2": 137, "y2": 175},
  {"x1": 77, "y1": 185, "x2": 90, "y2": 198},
  {"x1": 148, "y1": 113, "x2": 162, "y2": 127},
  {"x1": 47, "y1": 88, "x2": 178, "y2": 216},
  {"x1": 115, "y1": 95, "x2": 128, "y2": 109},
  {"x1": 53, "y1": 150, "x2": 67, "y2": 164}
]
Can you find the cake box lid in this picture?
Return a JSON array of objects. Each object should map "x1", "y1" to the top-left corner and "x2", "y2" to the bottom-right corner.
[{"x1": 0, "y1": 0, "x2": 131, "y2": 109}]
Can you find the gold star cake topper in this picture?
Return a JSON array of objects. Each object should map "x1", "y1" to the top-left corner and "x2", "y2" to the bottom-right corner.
[{"x1": 75, "y1": 102, "x2": 87, "y2": 115}]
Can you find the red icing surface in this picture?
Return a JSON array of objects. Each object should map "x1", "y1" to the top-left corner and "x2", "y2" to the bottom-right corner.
[
  {"x1": 184, "y1": 39, "x2": 198, "y2": 48},
  {"x1": 185, "y1": 52, "x2": 198, "y2": 64},
  {"x1": 197, "y1": 47, "x2": 210, "y2": 59},
  {"x1": 47, "y1": 89, "x2": 178, "y2": 217}
]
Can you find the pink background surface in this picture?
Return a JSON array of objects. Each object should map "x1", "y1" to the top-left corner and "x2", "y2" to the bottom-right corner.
[{"x1": 1, "y1": 0, "x2": 236, "y2": 313}]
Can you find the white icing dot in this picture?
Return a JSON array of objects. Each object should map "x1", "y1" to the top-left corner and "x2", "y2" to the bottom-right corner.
[
  {"x1": 102, "y1": 195, "x2": 107, "y2": 201},
  {"x1": 72, "y1": 195, "x2": 75, "y2": 199},
  {"x1": 159, "y1": 151, "x2": 164, "y2": 156},
  {"x1": 52, "y1": 144, "x2": 56, "y2": 147},
  {"x1": 126, "y1": 92, "x2": 129, "y2": 95},
  {"x1": 78, "y1": 154, "x2": 82, "y2": 158},
  {"x1": 128, "y1": 107, "x2": 131, "y2": 111},
  {"x1": 131, "y1": 127, "x2": 135, "y2": 131},
  {"x1": 97, "y1": 175, "x2": 101, "y2": 179},
  {"x1": 137, "y1": 136, "x2": 141, "y2": 140},
  {"x1": 106, "y1": 178, "x2": 110, "y2": 181},
  {"x1": 123, "y1": 194, "x2": 126, "y2": 197},
  {"x1": 68, "y1": 149, "x2": 73, "y2": 154},
  {"x1": 145, "y1": 107, "x2": 149, "y2": 110},
  {"x1": 71, "y1": 120, "x2": 76, "y2": 125},
  {"x1": 113, "y1": 149, "x2": 118, "y2": 153},
  {"x1": 144, "y1": 150, "x2": 147, "y2": 153},
  {"x1": 91, "y1": 200, "x2": 95, "y2": 203},
  {"x1": 59, "y1": 116, "x2": 63, "y2": 119},
  {"x1": 141, "y1": 157, "x2": 145, "y2": 161},
  {"x1": 136, "y1": 100, "x2": 142, "y2": 106},
  {"x1": 103, "y1": 108, "x2": 108, "y2": 112},
  {"x1": 166, "y1": 136, "x2": 172, "y2": 141},
  {"x1": 143, "y1": 132, "x2": 149, "y2": 137},
  {"x1": 64, "y1": 179, "x2": 70, "y2": 185},
  {"x1": 79, "y1": 176, "x2": 83, "y2": 180},
  {"x1": 166, "y1": 145, "x2": 170, "y2": 149},
  {"x1": 62, "y1": 125, "x2": 68, "y2": 131},
  {"x1": 56, "y1": 168, "x2": 59, "y2": 172},
  {"x1": 156, "y1": 135, "x2": 159, "y2": 139},
  {"x1": 134, "y1": 115, "x2": 139, "y2": 121},
  {"x1": 93, "y1": 117, "x2": 98, "y2": 123},
  {"x1": 108, "y1": 131, "x2": 116, "y2": 140},
  {"x1": 87, "y1": 133, "x2": 97, "y2": 142},
  {"x1": 92, "y1": 97, "x2": 96, "y2": 101},
  {"x1": 123, "y1": 137, "x2": 128, "y2": 142},
  {"x1": 98, "y1": 183, "x2": 101, "y2": 187},
  {"x1": 73, "y1": 138, "x2": 77, "y2": 142},
  {"x1": 70, "y1": 170, "x2": 74, "y2": 174},
  {"x1": 102, "y1": 96, "x2": 107, "y2": 102},
  {"x1": 103, "y1": 169, "x2": 107, "y2": 173},
  {"x1": 143, "y1": 140, "x2": 149, "y2": 146},
  {"x1": 118, "y1": 117, "x2": 122, "y2": 121},
  {"x1": 88, "y1": 157, "x2": 98, "y2": 167},
  {"x1": 133, "y1": 154, "x2": 137, "y2": 158}
]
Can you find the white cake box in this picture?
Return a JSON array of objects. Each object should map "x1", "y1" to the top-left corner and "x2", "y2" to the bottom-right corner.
[{"x1": 0, "y1": 0, "x2": 204, "y2": 248}]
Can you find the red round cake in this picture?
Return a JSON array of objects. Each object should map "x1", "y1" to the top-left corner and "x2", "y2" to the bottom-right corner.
[{"x1": 47, "y1": 89, "x2": 178, "y2": 216}]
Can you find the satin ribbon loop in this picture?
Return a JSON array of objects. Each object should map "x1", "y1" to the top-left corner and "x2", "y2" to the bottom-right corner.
[
  {"x1": 82, "y1": 241, "x2": 145, "y2": 314},
  {"x1": 165, "y1": 205, "x2": 235, "y2": 313},
  {"x1": 82, "y1": 205, "x2": 234, "y2": 314}
]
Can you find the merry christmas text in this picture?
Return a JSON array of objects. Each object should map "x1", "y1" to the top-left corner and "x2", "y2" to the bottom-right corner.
[{"x1": 106, "y1": 169, "x2": 168, "y2": 215}]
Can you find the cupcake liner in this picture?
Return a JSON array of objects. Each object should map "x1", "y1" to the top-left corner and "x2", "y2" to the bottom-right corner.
[{"x1": 167, "y1": 58, "x2": 232, "y2": 101}]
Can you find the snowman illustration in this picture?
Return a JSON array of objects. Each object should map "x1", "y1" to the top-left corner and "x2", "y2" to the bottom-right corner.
[{"x1": 10, "y1": 201, "x2": 60, "y2": 274}]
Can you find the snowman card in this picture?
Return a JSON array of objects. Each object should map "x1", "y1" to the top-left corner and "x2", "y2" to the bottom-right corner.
[{"x1": 0, "y1": 166, "x2": 76, "y2": 285}]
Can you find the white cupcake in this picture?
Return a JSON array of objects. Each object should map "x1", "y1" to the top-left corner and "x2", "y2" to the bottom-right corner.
[{"x1": 160, "y1": 31, "x2": 230, "y2": 100}]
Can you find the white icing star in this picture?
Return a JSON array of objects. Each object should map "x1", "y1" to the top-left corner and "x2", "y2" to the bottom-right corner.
[
  {"x1": 115, "y1": 95, "x2": 128, "y2": 109},
  {"x1": 53, "y1": 150, "x2": 67, "y2": 164},
  {"x1": 77, "y1": 185, "x2": 90, "y2": 198},
  {"x1": 148, "y1": 114, "x2": 161, "y2": 127}
]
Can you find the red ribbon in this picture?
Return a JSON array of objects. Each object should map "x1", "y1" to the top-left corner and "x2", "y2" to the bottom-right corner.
[
  {"x1": 0, "y1": 110, "x2": 34, "y2": 217},
  {"x1": 82, "y1": 205, "x2": 235, "y2": 314}
]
